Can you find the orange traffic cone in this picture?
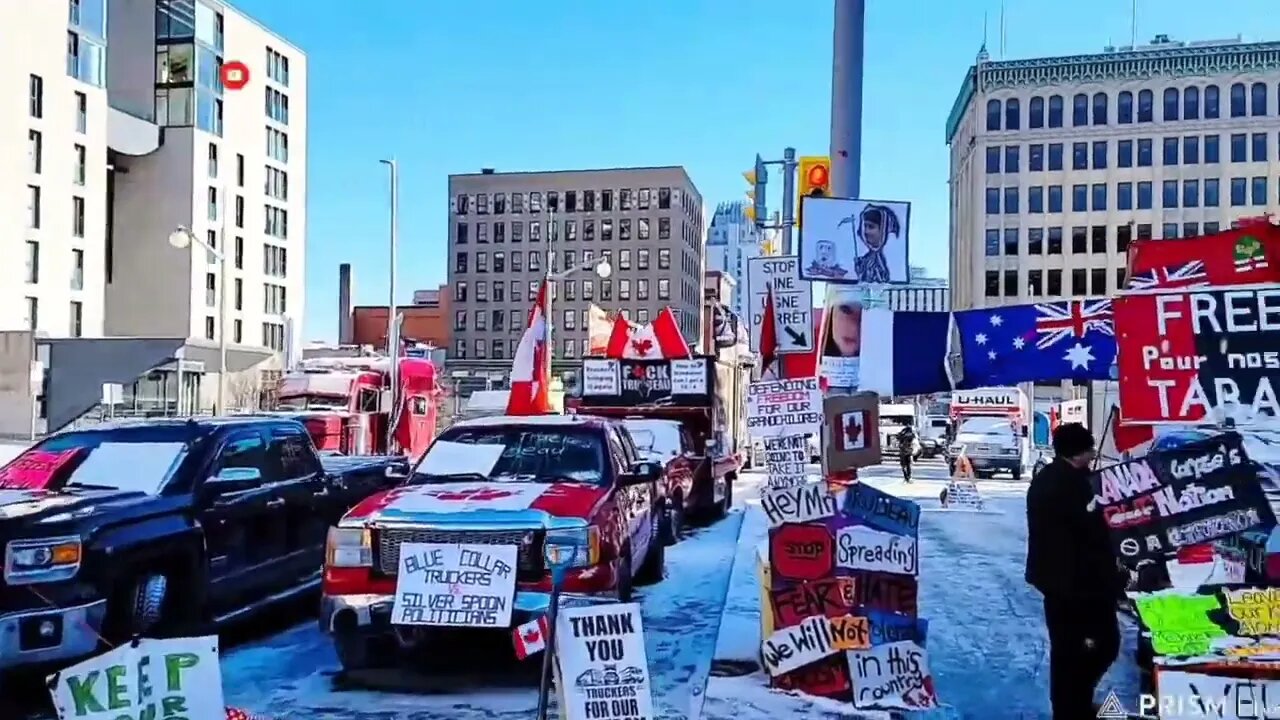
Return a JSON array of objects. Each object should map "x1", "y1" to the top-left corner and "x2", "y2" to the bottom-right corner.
[{"x1": 941, "y1": 451, "x2": 975, "y2": 505}]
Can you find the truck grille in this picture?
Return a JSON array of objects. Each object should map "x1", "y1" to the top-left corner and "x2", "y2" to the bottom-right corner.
[{"x1": 375, "y1": 528, "x2": 544, "y2": 581}]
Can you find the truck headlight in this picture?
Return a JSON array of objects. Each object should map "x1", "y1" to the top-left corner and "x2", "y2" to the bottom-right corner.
[
  {"x1": 544, "y1": 527, "x2": 600, "y2": 569},
  {"x1": 1004, "y1": 448, "x2": 1019, "y2": 456},
  {"x1": 326, "y1": 527, "x2": 372, "y2": 568},
  {"x1": 4, "y1": 536, "x2": 82, "y2": 584}
]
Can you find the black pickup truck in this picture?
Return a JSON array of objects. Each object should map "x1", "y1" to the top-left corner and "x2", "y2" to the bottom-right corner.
[{"x1": 0, "y1": 416, "x2": 402, "y2": 677}]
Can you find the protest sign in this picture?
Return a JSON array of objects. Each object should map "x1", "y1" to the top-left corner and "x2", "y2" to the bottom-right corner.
[
  {"x1": 1133, "y1": 592, "x2": 1227, "y2": 656},
  {"x1": 848, "y1": 640, "x2": 939, "y2": 710},
  {"x1": 0, "y1": 448, "x2": 81, "y2": 489},
  {"x1": 763, "y1": 434, "x2": 808, "y2": 487},
  {"x1": 48, "y1": 636, "x2": 224, "y2": 720},
  {"x1": 771, "y1": 653, "x2": 852, "y2": 700},
  {"x1": 836, "y1": 524, "x2": 919, "y2": 576},
  {"x1": 761, "y1": 614, "x2": 839, "y2": 677},
  {"x1": 770, "y1": 576, "x2": 856, "y2": 628},
  {"x1": 828, "y1": 615, "x2": 871, "y2": 650},
  {"x1": 581, "y1": 359, "x2": 621, "y2": 396},
  {"x1": 1089, "y1": 432, "x2": 1273, "y2": 565},
  {"x1": 842, "y1": 482, "x2": 921, "y2": 538},
  {"x1": 392, "y1": 543, "x2": 518, "y2": 627},
  {"x1": 760, "y1": 482, "x2": 837, "y2": 528},
  {"x1": 1223, "y1": 587, "x2": 1280, "y2": 636},
  {"x1": 768, "y1": 523, "x2": 835, "y2": 585},
  {"x1": 1152, "y1": 670, "x2": 1280, "y2": 720},
  {"x1": 747, "y1": 378, "x2": 822, "y2": 439},
  {"x1": 1114, "y1": 286, "x2": 1280, "y2": 424},
  {"x1": 557, "y1": 603, "x2": 655, "y2": 720},
  {"x1": 865, "y1": 609, "x2": 928, "y2": 646},
  {"x1": 1224, "y1": 637, "x2": 1280, "y2": 660},
  {"x1": 821, "y1": 393, "x2": 881, "y2": 473},
  {"x1": 847, "y1": 570, "x2": 919, "y2": 617},
  {"x1": 941, "y1": 480, "x2": 985, "y2": 510}
]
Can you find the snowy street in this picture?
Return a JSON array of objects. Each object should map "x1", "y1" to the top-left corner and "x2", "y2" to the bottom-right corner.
[{"x1": 9, "y1": 453, "x2": 1143, "y2": 720}]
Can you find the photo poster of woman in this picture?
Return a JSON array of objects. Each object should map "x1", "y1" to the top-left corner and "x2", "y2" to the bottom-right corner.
[
  {"x1": 798, "y1": 197, "x2": 912, "y2": 285},
  {"x1": 819, "y1": 286, "x2": 865, "y2": 392}
]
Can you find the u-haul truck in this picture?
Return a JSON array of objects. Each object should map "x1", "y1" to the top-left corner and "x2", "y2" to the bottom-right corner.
[{"x1": 948, "y1": 386, "x2": 1034, "y2": 480}]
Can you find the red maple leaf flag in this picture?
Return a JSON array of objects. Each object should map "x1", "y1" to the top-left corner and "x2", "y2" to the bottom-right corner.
[
  {"x1": 758, "y1": 282, "x2": 778, "y2": 376},
  {"x1": 506, "y1": 280, "x2": 552, "y2": 416},
  {"x1": 603, "y1": 307, "x2": 692, "y2": 360},
  {"x1": 512, "y1": 615, "x2": 551, "y2": 660}
]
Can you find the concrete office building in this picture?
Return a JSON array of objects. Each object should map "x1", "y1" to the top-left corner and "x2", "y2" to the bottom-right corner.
[
  {"x1": 0, "y1": 0, "x2": 306, "y2": 433},
  {"x1": 705, "y1": 201, "x2": 762, "y2": 322},
  {"x1": 946, "y1": 36, "x2": 1280, "y2": 311},
  {"x1": 447, "y1": 166, "x2": 706, "y2": 377}
]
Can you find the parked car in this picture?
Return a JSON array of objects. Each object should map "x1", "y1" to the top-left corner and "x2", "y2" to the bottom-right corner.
[
  {"x1": 621, "y1": 418, "x2": 699, "y2": 543},
  {"x1": 0, "y1": 417, "x2": 400, "y2": 678},
  {"x1": 320, "y1": 414, "x2": 666, "y2": 671}
]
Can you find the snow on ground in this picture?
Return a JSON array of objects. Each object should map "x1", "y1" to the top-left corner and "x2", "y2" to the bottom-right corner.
[
  {"x1": 218, "y1": 472, "x2": 769, "y2": 720},
  {"x1": 702, "y1": 459, "x2": 1141, "y2": 720}
]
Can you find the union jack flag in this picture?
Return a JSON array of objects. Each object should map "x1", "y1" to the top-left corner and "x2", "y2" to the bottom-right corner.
[
  {"x1": 1125, "y1": 260, "x2": 1209, "y2": 291},
  {"x1": 1033, "y1": 299, "x2": 1114, "y2": 350}
]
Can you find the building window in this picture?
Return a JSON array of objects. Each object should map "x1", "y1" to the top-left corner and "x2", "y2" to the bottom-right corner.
[
  {"x1": 1048, "y1": 143, "x2": 1063, "y2": 170},
  {"x1": 1205, "y1": 179, "x2": 1220, "y2": 207},
  {"x1": 1072, "y1": 93, "x2": 1088, "y2": 126},
  {"x1": 1205, "y1": 85, "x2": 1220, "y2": 118},
  {"x1": 1003, "y1": 228, "x2": 1018, "y2": 255},
  {"x1": 1252, "y1": 82, "x2": 1268, "y2": 116},
  {"x1": 1163, "y1": 88, "x2": 1179, "y2": 121},
  {"x1": 1117, "y1": 182, "x2": 1133, "y2": 210},
  {"x1": 1183, "y1": 136, "x2": 1199, "y2": 165},
  {"x1": 26, "y1": 241, "x2": 39, "y2": 283},
  {"x1": 1048, "y1": 185, "x2": 1062, "y2": 213},
  {"x1": 28, "y1": 131, "x2": 42, "y2": 174},
  {"x1": 1027, "y1": 228, "x2": 1044, "y2": 255},
  {"x1": 71, "y1": 248, "x2": 83, "y2": 290},
  {"x1": 1137, "y1": 139, "x2": 1152, "y2": 167},
  {"x1": 1029, "y1": 96, "x2": 1044, "y2": 128},
  {"x1": 1137, "y1": 181, "x2": 1152, "y2": 210},
  {"x1": 1162, "y1": 180, "x2": 1178, "y2": 209},
  {"x1": 72, "y1": 196, "x2": 85, "y2": 237},
  {"x1": 1253, "y1": 177, "x2": 1268, "y2": 206},
  {"x1": 1028, "y1": 269, "x2": 1043, "y2": 296},
  {"x1": 1003, "y1": 187, "x2": 1018, "y2": 214},
  {"x1": 1004, "y1": 146, "x2": 1019, "y2": 173},
  {"x1": 27, "y1": 185, "x2": 41, "y2": 229},
  {"x1": 1117, "y1": 91, "x2": 1133, "y2": 123},
  {"x1": 1005, "y1": 100, "x2": 1022, "y2": 129},
  {"x1": 1231, "y1": 177, "x2": 1247, "y2": 206},
  {"x1": 75, "y1": 92, "x2": 86, "y2": 132},
  {"x1": 73, "y1": 143, "x2": 86, "y2": 184},
  {"x1": 29, "y1": 75, "x2": 44, "y2": 118},
  {"x1": 203, "y1": 316, "x2": 215, "y2": 340},
  {"x1": 1092, "y1": 141, "x2": 1106, "y2": 169},
  {"x1": 1047, "y1": 94, "x2": 1063, "y2": 127},
  {"x1": 984, "y1": 271, "x2": 999, "y2": 297},
  {"x1": 1071, "y1": 185, "x2": 1087, "y2": 212},
  {"x1": 233, "y1": 278, "x2": 242, "y2": 310},
  {"x1": 1029, "y1": 143, "x2": 1044, "y2": 171},
  {"x1": 1072, "y1": 142, "x2": 1087, "y2": 170},
  {"x1": 1163, "y1": 137, "x2": 1178, "y2": 166},
  {"x1": 1092, "y1": 92, "x2": 1108, "y2": 124},
  {"x1": 1231, "y1": 83, "x2": 1247, "y2": 117},
  {"x1": 1184, "y1": 86, "x2": 1200, "y2": 119},
  {"x1": 985, "y1": 229, "x2": 999, "y2": 257},
  {"x1": 1253, "y1": 133, "x2": 1268, "y2": 162},
  {"x1": 69, "y1": 301, "x2": 83, "y2": 337},
  {"x1": 1028, "y1": 186, "x2": 1043, "y2": 213},
  {"x1": 1205, "y1": 134, "x2": 1219, "y2": 163},
  {"x1": 1070, "y1": 226, "x2": 1087, "y2": 254},
  {"x1": 1183, "y1": 180, "x2": 1199, "y2": 208},
  {"x1": 986, "y1": 99, "x2": 1001, "y2": 131},
  {"x1": 1003, "y1": 270, "x2": 1018, "y2": 297},
  {"x1": 658, "y1": 248, "x2": 671, "y2": 269},
  {"x1": 1091, "y1": 184, "x2": 1106, "y2": 211},
  {"x1": 25, "y1": 298, "x2": 38, "y2": 331},
  {"x1": 1136, "y1": 89, "x2": 1154, "y2": 122}
]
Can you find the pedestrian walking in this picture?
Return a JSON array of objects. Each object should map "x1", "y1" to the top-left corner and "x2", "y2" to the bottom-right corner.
[
  {"x1": 896, "y1": 425, "x2": 916, "y2": 483},
  {"x1": 1025, "y1": 423, "x2": 1126, "y2": 719}
]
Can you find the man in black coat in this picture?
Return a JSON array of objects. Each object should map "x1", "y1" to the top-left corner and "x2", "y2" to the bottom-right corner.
[{"x1": 1025, "y1": 423, "x2": 1126, "y2": 719}]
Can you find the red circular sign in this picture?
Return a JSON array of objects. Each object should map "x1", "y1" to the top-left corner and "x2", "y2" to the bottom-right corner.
[
  {"x1": 220, "y1": 61, "x2": 250, "y2": 91},
  {"x1": 807, "y1": 164, "x2": 829, "y2": 187}
]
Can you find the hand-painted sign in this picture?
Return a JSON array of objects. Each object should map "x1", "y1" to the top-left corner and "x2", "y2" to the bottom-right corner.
[
  {"x1": 392, "y1": 543, "x2": 518, "y2": 627},
  {"x1": 760, "y1": 482, "x2": 837, "y2": 528},
  {"x1": 747, "y1": 378, "x2": 822, "y2": 439},
  {"x1": 769, "y1": 523, "x2": 835, "y2": 584},
  {"x1": 748, "y1": 255, "x2": 813, "y2": 354},
  {"x1": 1133, "y1": 592, "x2": 1227, "y2": 656},
  {"x1": 836, "y1": 524, "x2": 919, "y2": 576},
  {"x1": 842, "y1": 482, "x2": 921, "y2": 538},
  {"x1": 847, "y1": 640, "x2": 939, "y2": 710}
]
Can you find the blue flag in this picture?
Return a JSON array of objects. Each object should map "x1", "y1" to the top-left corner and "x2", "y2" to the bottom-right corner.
[
  {"x1": 859, "y1": 309, "x2": 953, "y2": 397},
  {"x1": 954, "y1": 299, "x2": 1116, "y2": 387}
]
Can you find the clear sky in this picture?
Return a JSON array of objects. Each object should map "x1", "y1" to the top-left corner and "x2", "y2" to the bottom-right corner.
[{"x1": 232, "y1": 0, "x2": 1280, "y2": 342}]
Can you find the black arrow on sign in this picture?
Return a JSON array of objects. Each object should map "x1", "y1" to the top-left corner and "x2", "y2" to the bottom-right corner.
[{"x1": 784, "y1": 326, "x2": 807, "y2": 346}]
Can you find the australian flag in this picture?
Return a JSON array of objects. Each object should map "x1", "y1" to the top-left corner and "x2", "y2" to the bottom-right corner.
[{"x1": 954, "y1": 299, "x2": 1117, "y2": 387}]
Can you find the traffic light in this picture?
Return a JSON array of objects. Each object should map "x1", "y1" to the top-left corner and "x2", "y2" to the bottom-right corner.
[
  {"x1": 743, "y1": 155, "x2": 767, "y2": 229},
  {"x1": 797, "y1": 155, "x2": 831, "y2": 227}
]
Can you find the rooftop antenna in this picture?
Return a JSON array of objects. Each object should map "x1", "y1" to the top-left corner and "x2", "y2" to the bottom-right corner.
[
  {"x1": 1130, "y1": 0, "x2": 1138, "y2": 48},
  {"x1": 999, "y1": 0, "x2": 1007, "y2": 58}
]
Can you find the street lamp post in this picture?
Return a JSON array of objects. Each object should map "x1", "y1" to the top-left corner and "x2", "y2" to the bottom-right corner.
[
  {"x1": 544, "y1": 255, "x2": 612, "y2": 381},
  {"x1": 380, "y1": 159, "x2": 400, "y2": 418},
  {"x1": 168, "y1": 225, "x2": 227, "y2": 415}
]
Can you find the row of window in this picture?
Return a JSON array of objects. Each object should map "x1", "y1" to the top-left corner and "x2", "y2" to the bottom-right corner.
[
  {"x1": 985, "y1": 132, "x2": 1280, "y2": 175},
  {"x1": 265, "y1": 47, "x2": 291, "y2": 87},
  {"x1": 984, "y1": 82, "x2": 1279, "y2": 132},
  {"x1": 266, "y1": 127, "x2": 289, "y2": 163},
  {"x1": 25, "y1": 243, "x2": 85, "y2": 289},
  {"x1": 984, "y1": 267, "x2": 1126, "y2": 300},
  {"x1": 457, "y1": 305, "x2": 660, "y2": 335},
  {"x1": 265, "y1": 87, "x2": 289, "y2": 125},
  {"x1": 28, "y1": 131, "x2": 88, "y2": 184},
  {"x1": 29, "y1": 76, "x2": 89, "y2": 130},
  {"x1": 22, "y1": 298, "x2": 85, "y2": 337},
  {"x1": 25, "y1": 187, "x2": 87, "y2": 236},
  {"x1": 456, "y1": 186, "x2": 678, "y2": 216},
  {"x1": 453, "y1": 337, "x2": 587, "y2": 361},
  {"x1": 454, "y1": 247, "x2": 674, "y2": 275},
  {"x1": 200, "y1": 316, "x2": 286, "y2": 351},
  {"x1": 985, "y1": 221, "x2": 1225, "y2": 260},
  {"x1": 986, "y1": 175, "x2": 1280, "y2": 215},
  {"x1": 457, "y1": 217, "x2": 674, "y2": 244},
  {"x1": 202, "y1": 275, "x2": 291, "y2": 315},
  {"x1": 455, "y1": 275, "x2": 674, "y2": 308}
]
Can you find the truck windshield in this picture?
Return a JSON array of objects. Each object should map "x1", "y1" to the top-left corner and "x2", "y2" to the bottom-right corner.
[
  {"x1": 881, "y1": 414, "x2": 914, "y2": 429},
  {"x1": 622, "y1": 420, "x2": 682, "y2": 459},
  {"x1": 958, "y1": 417, "x2": 1016, "y2": 436},
  {"x1": 11, "y1": 426, "x2": 195, "y2": 494},
  {"x1": 276, "y1": 396, "x2": 346, "y2": 411},
  {"x1": 417, "y1": 427, "x2": 606, "y2": 485}
]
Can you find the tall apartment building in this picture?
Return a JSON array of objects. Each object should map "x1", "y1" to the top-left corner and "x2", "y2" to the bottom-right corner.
[
  {"x1": 946, "y1": 36, "x2": 1280, "y2": 311},
  {"x1": 447, "y1": 167, "x2": 706, "y2": 377},
  {"x1": 705, "y1": 201, "x2": 761, "y2": 322},
  {"x1": 0, "y1": 0, "x2": 305, "y2": 429}
]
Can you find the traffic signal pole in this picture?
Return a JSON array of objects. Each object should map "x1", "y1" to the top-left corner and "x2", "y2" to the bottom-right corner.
[
  {"x1": 780, "y1": 147, "x2": 797, "y2": 254},
  {"x1": 829, "y1": 0, "x2": 865, "y2": 199}
]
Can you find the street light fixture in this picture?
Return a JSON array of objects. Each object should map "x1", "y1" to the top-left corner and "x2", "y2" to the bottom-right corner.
[
  {"x1": 169, "y1": 225, "x2": 228, "y2": 416},
  {"x1": 544, "y1": 256, "x2": 612, "y2": 381}
]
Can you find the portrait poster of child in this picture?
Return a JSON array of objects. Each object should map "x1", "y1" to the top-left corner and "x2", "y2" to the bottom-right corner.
[
  {"x1": 819, "y1": 289, "x2": 863, "y2": 391},
  {"x1": 799, "y1": 197, "x2": 912, "y2": 285}
]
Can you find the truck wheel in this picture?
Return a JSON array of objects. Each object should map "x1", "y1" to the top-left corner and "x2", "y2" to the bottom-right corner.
[
  {"x1": 614, "y1": 547, "x2": 635, "y2": 602},
  {"x1": 711, "y1": 473, "x2": 735, "y2": 520},
  {"x1": 635, "y1": 514, "x2": 666, "y2": 586},
  {"x1": 1012, "y1": 467, "x2": 1023, "y2": 481},
  {"x1": 664, "y1": 494, "x2": 684, "y2": 546},
  {"x1": 132, "y1": 575, "x2": 168, "y2": 633}
]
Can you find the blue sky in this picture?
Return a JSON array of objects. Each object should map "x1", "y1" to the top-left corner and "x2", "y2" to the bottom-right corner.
[{"x1": 233, "y1": 0, "x2": 1280, "y2": 342}]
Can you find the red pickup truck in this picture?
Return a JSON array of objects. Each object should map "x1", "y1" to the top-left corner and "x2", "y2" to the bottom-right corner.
[{"x1": 319, "y1": 414, "x2": 667, "y2": 671}]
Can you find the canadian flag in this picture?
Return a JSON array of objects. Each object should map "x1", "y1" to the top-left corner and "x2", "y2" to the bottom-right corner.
[
  {"x1": 604, "y1": 307, "x2": 691, "y2": 360},
  {"x1": 587, "y1": 303, "x2": 613, "y2": 356},
  {"x1": 512, "y1": 615, "x2": 551, "y2": 660},
  {"x1": 758, "y1": 282, "x2": 778, "y2": 377},
  {"x1": 506, "y1": 280, "x2": 551, "y2": 415}
]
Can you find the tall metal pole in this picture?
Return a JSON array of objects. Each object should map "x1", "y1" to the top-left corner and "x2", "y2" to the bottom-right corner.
[
  {"x1": 381, "y1": 159, "x2": 399, "y2": 448},
  {"x1": 830, "y1": 0, "x2": 866, "y2": 200},
  {"x1": 781, "y1": 147, "x2": 797, "y2": 254},
  {"x1": 544, "y1": 207, "x2": 556, "y2": 383},
  {"x1": 216, "y1": 183, "x2": 228, "y2": 415}
]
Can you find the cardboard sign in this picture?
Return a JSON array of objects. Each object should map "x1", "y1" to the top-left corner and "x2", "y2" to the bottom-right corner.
[
  {"x1": 47, "y1": 636, "x2": 224, "y2": 720},
  {"x1": 822, "y1": 393, "x2": 881, "y2": 473},
  {"x1": 848, "y1": 640, "x2": 939, "y2": 710},
  {"x1": 763, "y1": 434, "x2": 808, "y2": 488},
  {"x1": 760, "y1": 482, "x2": 837, "y2": 528},
  {"x1": 842, "y1": 482, "x2": 921, "y2": 538},
  {"x1": 391, "y1": 543, "x2": 518, "y2": 627},
  {"x1": 770, "y1": 653, "x2": 852, "y2": 700},
  {"x1": 747, "y1": 378, "x2": 822, "y2": 439},
  {"x1": 847, "y1": 570, "x2": 919, "y2": 617},
  {"x1": 1223, "y1": 587, "x2": 1280, "y2": 636},
  {"x1": 578, "y1": 358, "x2": 713, "y2": 408},
  {"x1": 769, "y1": 523, "x2": 835, "y2": 584},
  {"x1": 836, "y1": 524, "x2": 919, "y2": 576},
  {"x1": 761, "y1": 614, "x2": 840, "y2": 677},
  {"x1": 1089, "y1": 432, "x2": 1273, "y2": 565},
  {"x1": 942, "y1": 480, "x2": 985, "y2": 510},
  {"x1": 1133, "y1": 592, "x2": 1227, "y2": 656},
  {"x1": 557, "y1": 603, "x2": 655, "y2": 720},
  {"x1": 0, "y1": 449, "x2": 81, "y2": 489},
  {"x1": 581, "y1": 359, "x2": 621, "y2": 396},
  {"x1": 770, "y1": 576, "x2": 856, "y2": 628},
  {"x1": 828, "y1": 615, "x2": 871, "y2": 650},
  {"x1": 865, "y1": 609, "x2": 929, "y2": 646},
  {"x1": 1154, "y1": 670, "x2": 1280, "y2": 720}
]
